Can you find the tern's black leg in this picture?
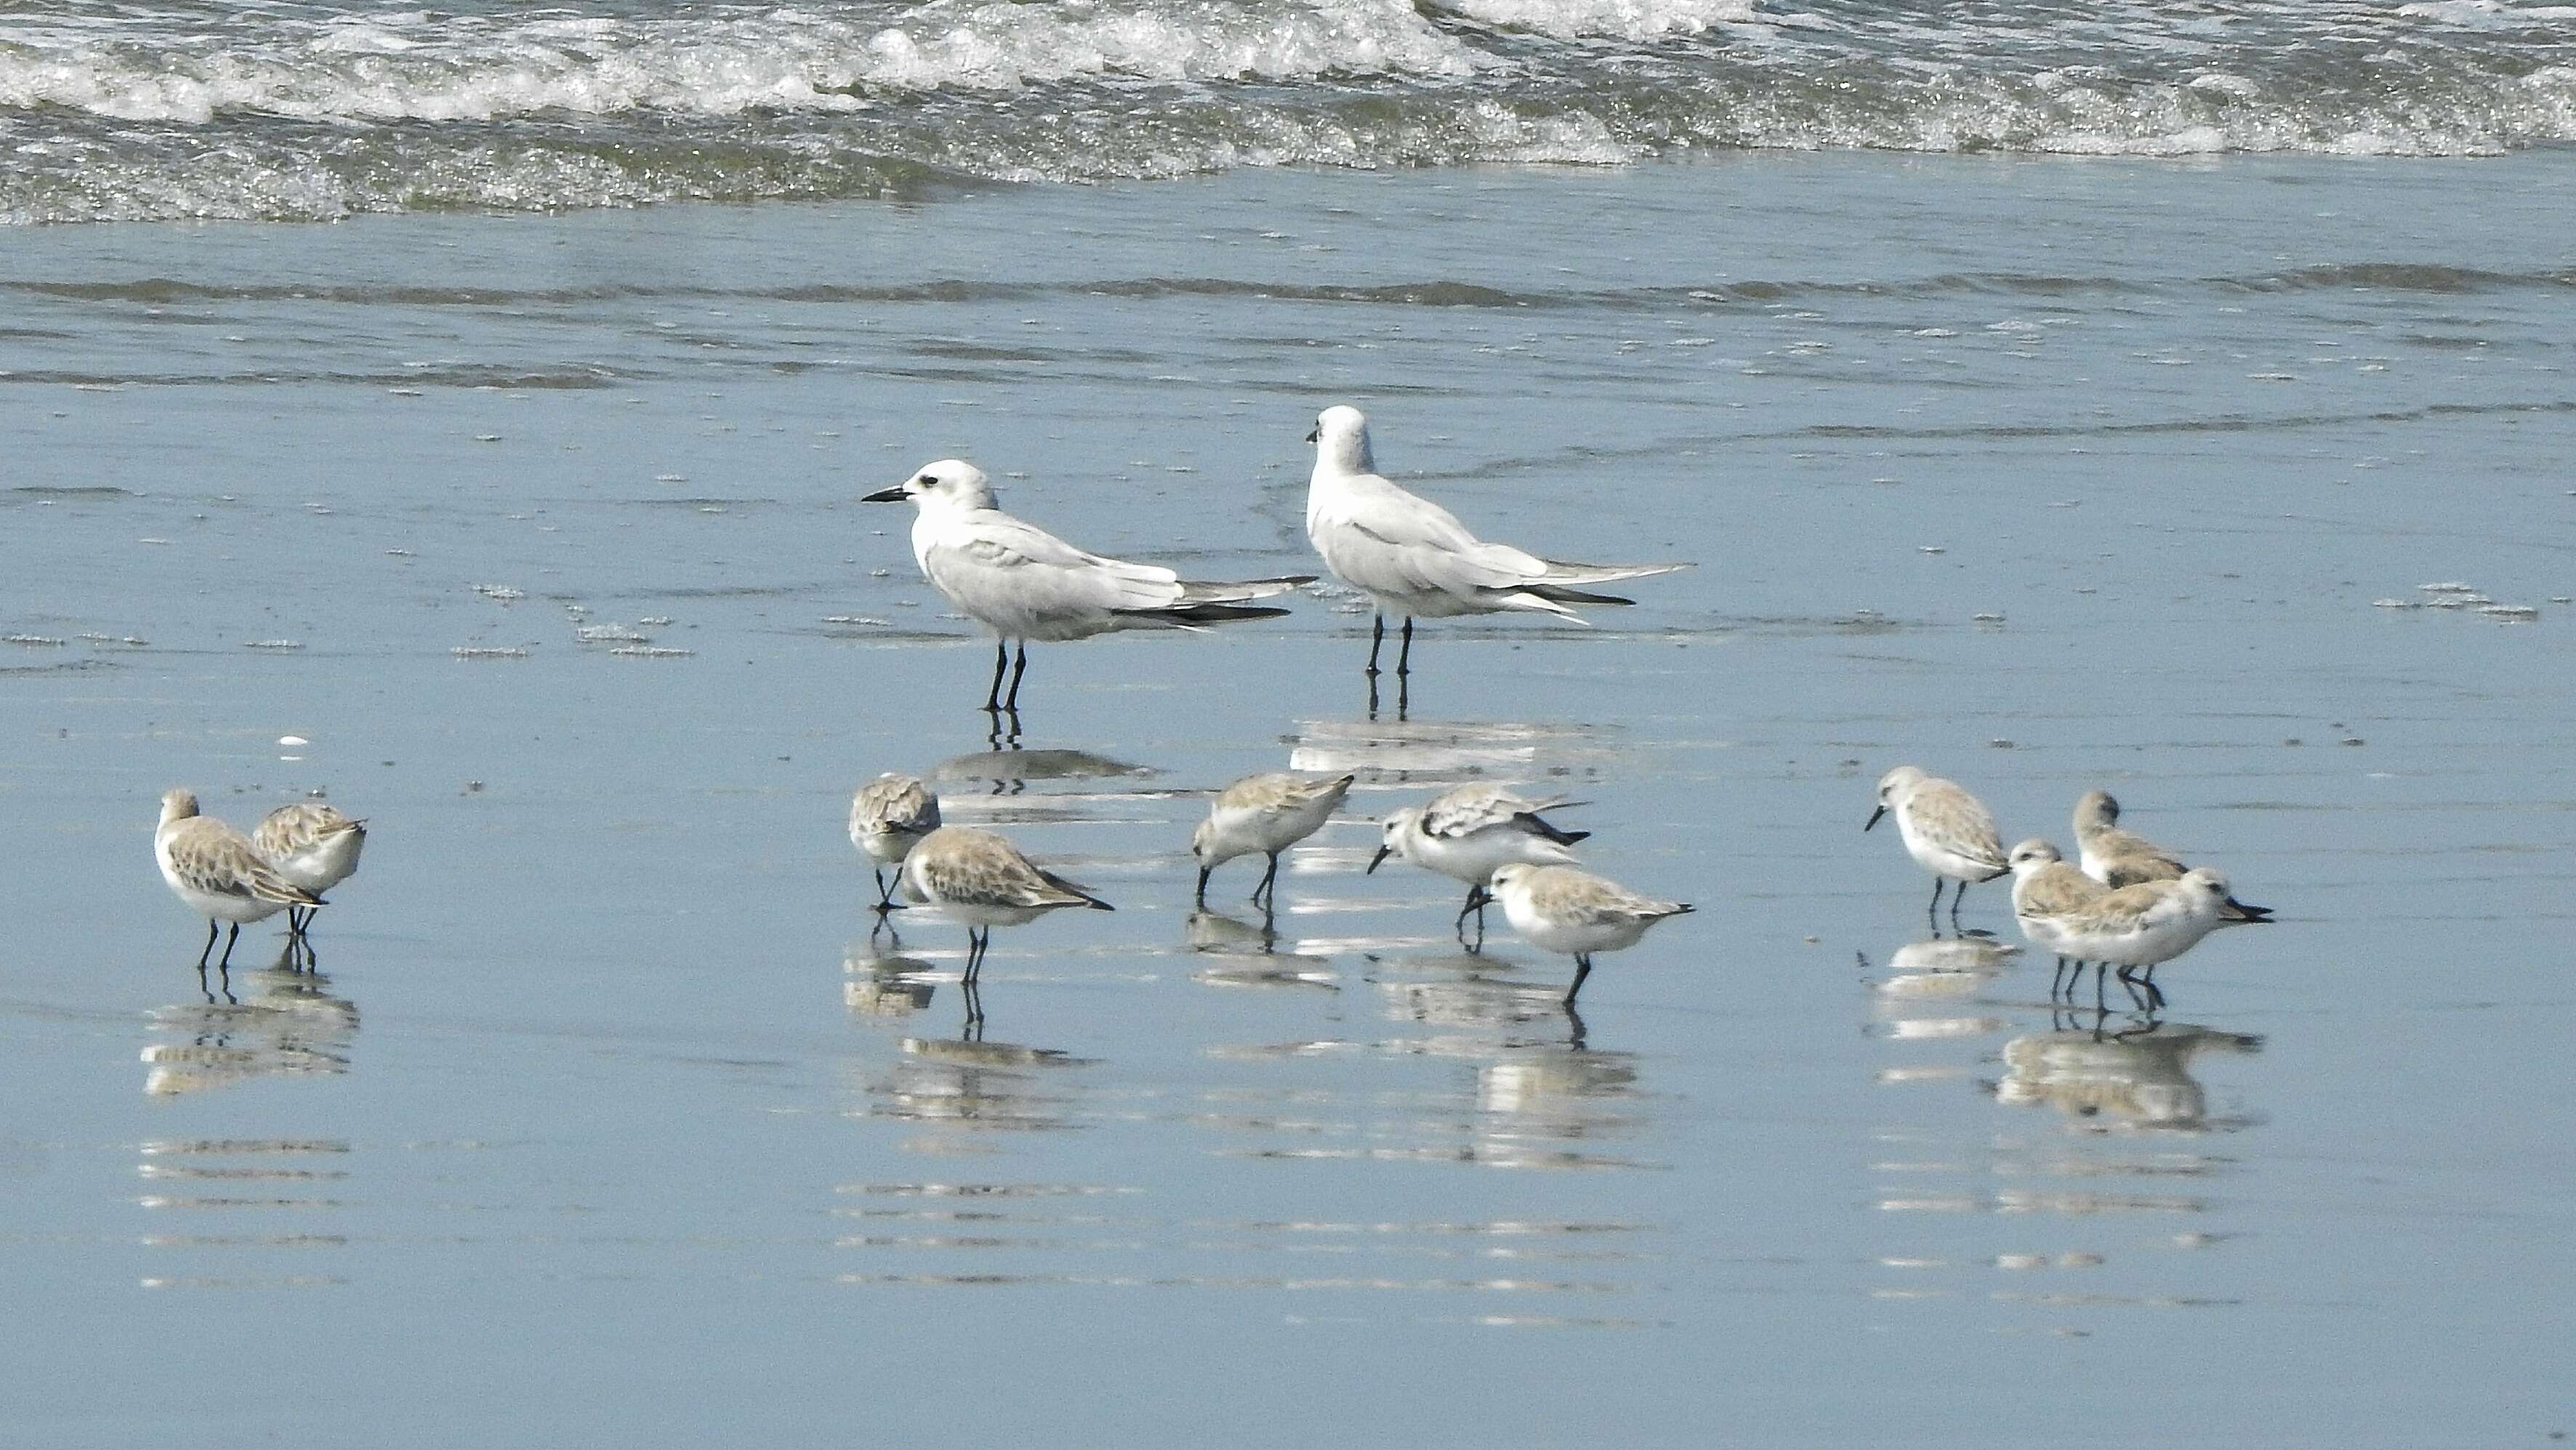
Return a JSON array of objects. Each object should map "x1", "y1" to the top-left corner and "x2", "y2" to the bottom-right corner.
[
  {"x1": 1564, "y1": 954, "x2": 1594, "y2": 1007},
  {"x1": 983, "y1": 639, "x2": 1009, "y2": 711},
  {"x1": 1394, "y1": 617, "x2": 1415, "y2": 676},
  {"x1": 1366, "y1": 613, "x2": 1385, "y2": 674},
  {"x1": 197, "y1": 919, "x2": 218, "y2": 969},
  {"x1": 1252, "y1": 853, "x2": 1279, "y2": 909},
  {"x1": 1003, "y1": 643, "x2": 1029, "y2": 712}
]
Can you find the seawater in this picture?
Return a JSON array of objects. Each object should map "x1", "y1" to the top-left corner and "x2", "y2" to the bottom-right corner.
[
  {"x1": 5, "y1": 0, "x2": 2576, "y2": 222},
  {"x1": 1, "y1": 135, "x2": 2571, "y2": 1449}
]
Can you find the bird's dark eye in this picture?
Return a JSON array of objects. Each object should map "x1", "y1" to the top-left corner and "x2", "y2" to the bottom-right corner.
[{"x1": 917, "y1": 475, "x2": 935, "y2": 487}]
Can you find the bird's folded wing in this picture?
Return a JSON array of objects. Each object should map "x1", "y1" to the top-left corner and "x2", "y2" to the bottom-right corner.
[
  {"x1": 930, "y1": 514, "x2": 1186, "y2": 614},
  {"x1": 1321, "y1": 478, "x2": 1549, "y2": 592}
]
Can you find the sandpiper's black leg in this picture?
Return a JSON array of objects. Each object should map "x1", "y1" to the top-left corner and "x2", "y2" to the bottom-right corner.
[
  {"x1": 2050, "y1": 955, "x2": 2068, "y2": 999},
  {"x1": 1394, "y1": 618, "x2": 1415, "y2": 675},
  {"x1": 874, "y1": 867, "x2": 895, "y2": 910},
  {"x1": 197, "y1": 919, "x2": 218, "y2": 969},
  {"x1": 983, "y1": 639, "x2": 1010, "y2": 712},
  {"x1": 1949, "y1": 880, "x2": 1968, "y2": 927},
  {"x1": 1926, "y1": 878, "x2": 1946, "y2": 927},
  {"x1": 1455, "y1": 885, "x2": 1489, "y2": 952},
  {"x1": 1003, "y1": 644, "x2": 1029, "y2": 712},
  {"x1": 1195, "y1": 863, "x2": 1212, "y2": 905},
  {"x1": 1252, "y1": 853, "x2": 1279, "y2": 909},
  {"x1": 1564, "y1": 954, "x2": 1594, "y2": 1007},
  {"x1": 2093, "y1": 961, "x2": 2109, "y2": 1012},
  {"x1": 218, "y1": 922, "x2": 241, "y2": 968},
  {"x1": 1366, "y1": 613, "x2": 1385, "y2": 674}
]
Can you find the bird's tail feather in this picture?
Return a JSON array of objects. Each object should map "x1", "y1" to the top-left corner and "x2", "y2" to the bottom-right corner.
[
  {"x1": 1038, "y1": 869, "x2": 1116, "y2": 911},
  {"x1": 1175, "y1": 575, "x2": 1314, "y2": 605},
  {"x1": 1516, "y1": 813, "x2": 1590, "y2": 847},
  {"x1": 1116, "y1": 602, "x2": 1294, "y2": 628},
  {"x1": 1525, "y1": 584, "x2": 1637, "y2": 608},
  {"x1": 1537, "y1": 559, "x2": 1692, "y2": 587}
]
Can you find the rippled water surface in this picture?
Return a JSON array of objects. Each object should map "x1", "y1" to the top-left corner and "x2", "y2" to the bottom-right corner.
[
  {"x1": 4, "y1": 153, "x2": 2573, "y2": 1443},
  {"x1": 6, "y1": 0, "x2": 2576, "y2": 219}
]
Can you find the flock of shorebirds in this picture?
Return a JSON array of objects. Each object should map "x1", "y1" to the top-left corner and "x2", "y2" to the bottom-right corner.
[
  {"x1": 1868, "y1": 768, "x2": 2272, "y2": 1010},
  {"x1": 150, "y1": 402, "x2": 2267, "y2": 1015}
]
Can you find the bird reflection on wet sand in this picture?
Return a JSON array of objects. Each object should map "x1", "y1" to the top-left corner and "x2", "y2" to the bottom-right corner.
[
  {"x1": 844, "y1": 944, "x2": 937, "y2": 1019},
  {"x1": 1997, "y1": 1012, "x2": 2266, "y2": 1132},
  {"x1": 143, "y1": 947, "x2": 359, "y2": 1097},
  {"x1": 856, "y1": 1006, "x2": 1096, "y2": 1143},
  {"x1": 1186, "y1": 908, "x2": 1344, "y2": 988}
]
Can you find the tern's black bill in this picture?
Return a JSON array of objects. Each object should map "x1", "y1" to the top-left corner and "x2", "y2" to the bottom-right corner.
[{"x1": 860, "y1": 485, "x2": 909, "y2": 503}]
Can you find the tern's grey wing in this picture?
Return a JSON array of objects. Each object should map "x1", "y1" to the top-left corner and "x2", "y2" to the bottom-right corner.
[{"x1": 924, "y1": 514, "x2": 1188, "y2": 624}]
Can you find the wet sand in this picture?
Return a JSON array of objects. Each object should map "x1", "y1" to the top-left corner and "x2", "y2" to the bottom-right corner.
[{"x1": 4, "y1": 153, "x2": 2572, "y2": 1445}]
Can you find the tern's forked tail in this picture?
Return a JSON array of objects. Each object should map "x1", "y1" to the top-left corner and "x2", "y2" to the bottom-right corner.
[
  {"x1": 1175, "y1": 573, "x2": 1316, "y2": 605},
  {"x1": 1115, "y1": 601, "x2": 1295, "y2": 629},
  {"x1": 1537, "y1": 559, "x2": 1693, "y2": 588}
]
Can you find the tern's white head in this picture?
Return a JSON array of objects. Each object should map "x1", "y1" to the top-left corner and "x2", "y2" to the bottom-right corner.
[
  {"x1": 1308, "y1": 405, "x2": 1374, "y2": 475},
  {"x1": 868, "y1": 459, "x2": 997, "y2": 512}
]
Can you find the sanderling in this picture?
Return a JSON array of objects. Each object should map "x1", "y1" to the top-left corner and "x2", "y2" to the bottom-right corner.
[
  {"x1": 899, "y1": 825, "x2": 1114, "y2": 1004},
  {"x1": 1368, "y1": 784, "x2": 1588, "y2": 943},
  {"x1": 850, "y1": 772, "x2": 941, "y2": 910},
  {"x1": 1866, "y1": 765, "x2": 2009, "y2": 925},
  {"x1": 1486, "y1": 862, "x2": 1694, "y2": 1005},
  {"x1": 156, "y1": 789, "x2": 322, "y2": 969},
  {"x1": 2072, "y1": 789, "x2": 2273, "y2": 922},
  {"x1": 251, "y1": 802, "x2": 366, "y2": 941},
  {"x1": 2005, "y1": 838, "x2": 2110, "y2": 999},
  {"x1": 1304, "y1": 406, "x2": 1689, "y2": 676},
  {"x1": 1191, "y1": 770, "x2": 1356, "y2": 910},
  {"x1": 861, "y1": 460, "x2": 1311, "y2": 712},
  {"x1": 2036, "y1": 867, "x2": 2257, "y2": 1010}
]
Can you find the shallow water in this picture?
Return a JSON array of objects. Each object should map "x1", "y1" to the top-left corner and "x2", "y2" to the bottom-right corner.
[{"x1": 4, "y1": 153, "x2": 2574, "y2": 1444}]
